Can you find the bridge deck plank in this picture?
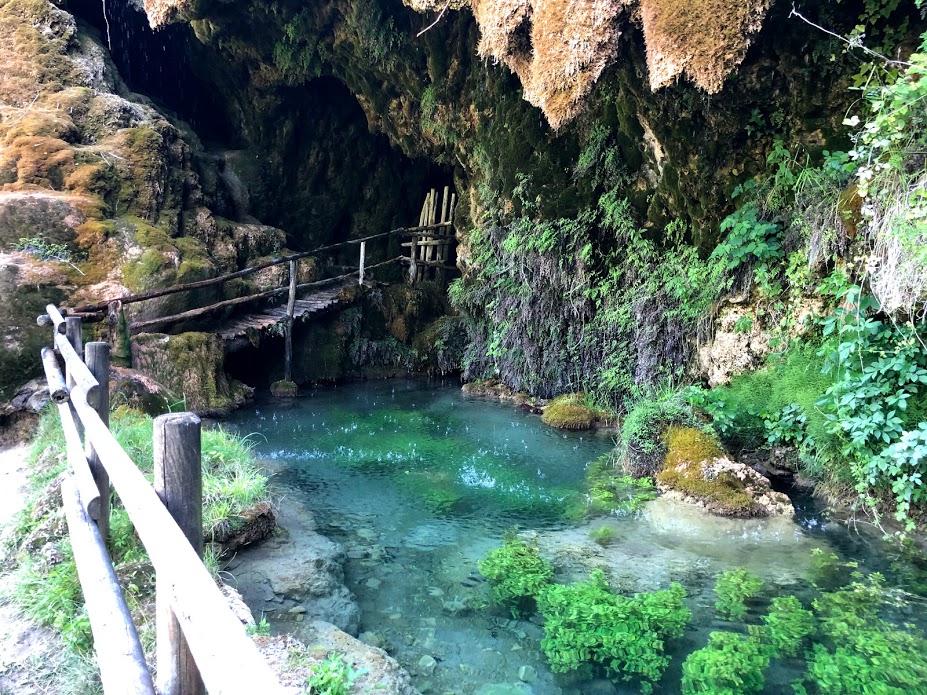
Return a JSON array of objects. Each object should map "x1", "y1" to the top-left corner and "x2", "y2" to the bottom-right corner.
[{"x1": 215, "y1": 279, "x2": 358, "y2": 341}]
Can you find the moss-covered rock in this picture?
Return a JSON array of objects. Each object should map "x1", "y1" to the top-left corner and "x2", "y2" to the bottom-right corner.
[
  {"x1": 0, "y1": 254, "x2": 66, "y2": 402},
  {"x1": 656, "y1": 426, "x2": 793, "y2": 517},
  {"x1": 130, "y1": 332, "x2": 252, "y2": 414},
  {"x1": 541, "y1": 393, "x2": 599, "y2": 430},
  {"x1": 270, "y1": 380, "x2": 298, "y2": 398}
]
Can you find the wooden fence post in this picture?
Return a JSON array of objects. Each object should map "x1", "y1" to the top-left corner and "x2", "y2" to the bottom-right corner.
[
  {"x1": 64, "y1": 316, "x2": 84, "y2": 441},
  {"x1": 284, "y1": 259, "x2": 297, "y2": 383},
  {"x1": 359, "y1": 241, "x2": 366, "y2": 286},
  {"x1": 153, "y1": 413, "x2": 205, "y2": 695},
  {"x1": 64, "y1": 316, "x2": 83, "y2": 388},
  {"x1": 85, "y1": 342, "x2": 111, "y2": 541}
]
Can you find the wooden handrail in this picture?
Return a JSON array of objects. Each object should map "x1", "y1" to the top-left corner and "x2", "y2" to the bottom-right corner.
[
  {"x1": 69, "y1": 222, "x2": 451, "y2": 313},
  {"x1": 61, "y1": 478, "x2": 155, "y2": 695},
  {"x1": 70, "y1": 386, "x2": 285, "y2": 693},
  {"x1": 127, "y1": 256, "x2": 405, "y2": 334},
  {"x1": 37, "y1": 308, "x2": 286, "y2": 694}
]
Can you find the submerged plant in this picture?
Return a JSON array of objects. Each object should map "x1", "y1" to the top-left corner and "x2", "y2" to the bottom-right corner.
[
  {"x1": 714, "y1": 568, "x2": 764, "y2": 621},
  {"x1": 477, "y1": 532, "x2": 554, "y2": 617},
  {"x1": 585, "y1": 455, "x2": 657, "y2": 516},
  {"x1": 681, "y1": 631, "x2": 769, "y2": 695},
  {"x1": 762, "y1": 595, "x2": 815, "y2": 658},
  {"x1": 797, "y1": 572, "x2": 927, "y2": 694},
  {"x1": 588, "y1": 525, "x2": 616, "y2": 545},
  {"x1": 537, "y1": 569, "x2": 689, "y2": 693}
]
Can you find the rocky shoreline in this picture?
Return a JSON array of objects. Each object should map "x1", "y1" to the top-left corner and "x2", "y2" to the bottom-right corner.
[{"x1": 225, "y1": 474, "x2": 421, "y2": 693}]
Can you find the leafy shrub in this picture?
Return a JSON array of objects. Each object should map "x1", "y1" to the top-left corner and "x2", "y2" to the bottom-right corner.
[
  {"x1": 305, "y1": 653, "x2": 365, "y2": 695},
  {"x1": 714, "y1": 568, "x2": 764, "y2": 621},
  {"x1": 681, "y1": 632, "x2": 770, "y2": 695},
  {"x1": 711, "y1": 200, "x2": 784, "y2": 272},
  {"x1": 867, "y1": 424, "x2": 927, "y2": 527},
  {"x1": 764, "y1": 403, "x2": 807, "y2": 447},
  {"x1": 477, "y1": 532, "x2": 554, "y2": 617},
  {"x1": 762, "y1": 595, "x2": 815, "y2": 658},
  {"x1": 815, "y1": 276, "x2": 927, "y2": 527},
  {"x1": 537, "y1": 570, "x2": 689, "y2": 693},
  {"x1": 620, "y1": 390, "x2": 702, "y2": 476}
]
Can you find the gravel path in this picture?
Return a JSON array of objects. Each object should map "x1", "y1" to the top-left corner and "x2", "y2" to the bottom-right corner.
[{"x1": 0, "y1": 444, "x2": 93, "y2": 695}]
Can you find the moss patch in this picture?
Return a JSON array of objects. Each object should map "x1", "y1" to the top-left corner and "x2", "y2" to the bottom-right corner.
[
  {"x1": 657, "y1": 426, "x2": 754, "y2": 514},
  {"x1": 541, "y1": 393, "x2": 599, "y2": 430},
  {"x1": 130, "y1": 332, "x2": 252, "y2": 414}
]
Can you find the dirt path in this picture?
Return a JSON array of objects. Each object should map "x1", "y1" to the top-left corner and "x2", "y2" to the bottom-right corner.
[{"x1": 0, "y1": 444, "x2": 94, "y2": 695}]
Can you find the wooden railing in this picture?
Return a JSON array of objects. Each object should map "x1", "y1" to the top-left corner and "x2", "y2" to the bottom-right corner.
[
  {"x1": 36, "y1": 305, "x2": 286, "y2": 695},
  {"x1": 67, "y1": 220, "x2": 457, "y2": 333}
]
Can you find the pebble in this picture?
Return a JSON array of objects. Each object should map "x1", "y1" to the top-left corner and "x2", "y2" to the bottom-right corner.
[
  {"x1": 517, "y1": 665, "x2": 537, "y2": 683},
  {"x1": 418, "y1": 655, "x2": 438, "y2": 675},
  {"x1": 366, "y1": 578, "x2": 382, "y2": 589}
]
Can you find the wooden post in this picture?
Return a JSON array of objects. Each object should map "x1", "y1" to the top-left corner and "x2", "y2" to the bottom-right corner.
[
  {"x1": 65, "y1": 316, "x2": 84, "y2": 442},
  {"x1": 358, "y1": 241, "x2": 366, "y2": 286},
  {"x1": 430, "y1": 188, "x2": 438, "y2": 280},
  {"x1": 64, "y1": 316, "x2": 83, "y2": 388},
  {"x1": 153, "y1": 413, "x2": 205, "y2": 695},
  {"x1": 85, "y1": 342, "x2": 111, "y2": 541},
  {"x1": 410, "y1": 197, "x2": 426, "y2": 284},
  {"x1": 284, "y1": 260, "x2": 297, "y2": 383}
]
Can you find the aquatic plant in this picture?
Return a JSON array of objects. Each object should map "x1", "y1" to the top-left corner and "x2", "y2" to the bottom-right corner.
[
  {"x1": 588, "y1": 525, "x2": 615, "y2": 545},
  {"x1": 477, "y1": 532, "x2": 554, "y2": 617},
  {"x1": 796, "y1": 572, "x2": 927, "y2": 694},
  {"x1": 681, "y1": 631, "x2": 769, "y2": 695},
  {"x1": 537, "y1": 569, "x2": 689, "y2": 693},
  {"x1": 762, "y1": 595, "x2": 815, "y2": 658},
  {"x1": 714, "y1": 568, "x2": 764, "y2": 621},
  {"x1": 585, "y1": 455, "x2": 658, "y2": 516}
]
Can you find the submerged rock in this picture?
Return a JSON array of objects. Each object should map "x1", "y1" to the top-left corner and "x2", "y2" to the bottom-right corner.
[
  {"x1": 227, "y1": 489, "x2": 361, "y2": 635},
  {"x1": 270, "y1": 380, "x2": 298, "y2": 398}
]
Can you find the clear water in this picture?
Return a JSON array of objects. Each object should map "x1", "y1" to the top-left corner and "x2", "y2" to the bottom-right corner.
[{"x1": 223, "y1": 379, "x2": 927, "y2": 695}]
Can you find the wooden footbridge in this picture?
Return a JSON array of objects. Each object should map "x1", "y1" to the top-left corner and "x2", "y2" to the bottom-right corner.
[{"x1": 67, "y1": 188, "x2": 457, "y2": 381}]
